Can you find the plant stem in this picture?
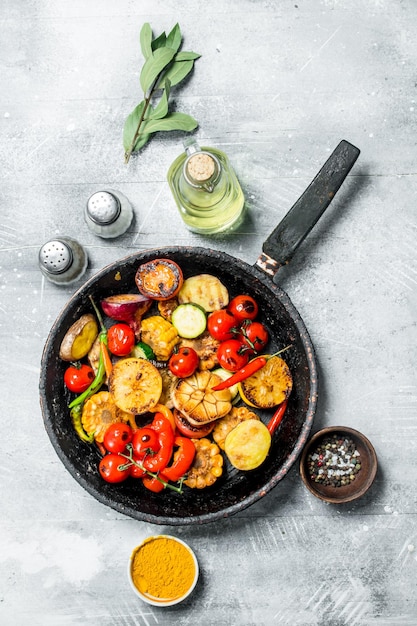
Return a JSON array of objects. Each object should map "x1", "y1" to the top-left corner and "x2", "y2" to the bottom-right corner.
[
  {"x1": 124, "y1": 74, "x2": 163, "y2": 164},
  {"x1": 124, "y1": 95, "x2": 152, "y2": 164}
]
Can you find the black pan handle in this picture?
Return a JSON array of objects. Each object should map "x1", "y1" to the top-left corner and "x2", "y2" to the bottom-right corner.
[{"x1": 255, "y1": 140, "x2": 360, "y2": 281}]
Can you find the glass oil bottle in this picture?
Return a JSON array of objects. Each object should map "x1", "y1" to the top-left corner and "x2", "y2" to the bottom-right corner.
[{"x1": 167, "y1": 139, "x2": 245, "y2": 234}]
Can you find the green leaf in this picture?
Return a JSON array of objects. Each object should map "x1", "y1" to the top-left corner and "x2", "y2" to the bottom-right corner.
[
  {"x1": 166, "y1": 23, "x2": 182, "y2": 52},
  {"x1": 156, "y1": 59, "x2": 194, "y2": 88},
  {"x1": 151, "y1": 32, "x2": 166, "y2": 51},
  {"x1": 123, "y1": 101, "x2": 145, "y2": 152},
  {"x1": 140, "y1": 23, "x2": 153, "y2": 59},
  {"x1": 142, "y1": 112, "x2": 198, "y2": 134},
  {"x1": 175, "y1": 51, "x2": 201, "y2": 61},
  {"x1": 140, "y1": 46, "x2": 176, "y2": 93},
  {"x1": 133, "y1": 132, "x2": 152, "y2": 152},
  {"x1": 150, "y1": 80, "x2": 171, "y2": 119}
]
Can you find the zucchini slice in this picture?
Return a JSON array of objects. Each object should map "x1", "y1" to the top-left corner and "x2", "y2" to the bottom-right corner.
[{"x1": 171, "y1": 303, "x2": 207, "y2": 339}]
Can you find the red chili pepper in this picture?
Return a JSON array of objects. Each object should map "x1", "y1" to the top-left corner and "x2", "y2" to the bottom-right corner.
[
  {"x1": 211, "y1": 356, "x2": 267, "y2": 391},
  {"x1": 267, "y1": 399, "x2": 289, "y2": 435},
  {"x1": 142, "y1": 413, "x2": 174, "y2": 473},
  {"x1": 163, "y1": 436, "x2": 196, "y2": 483}
]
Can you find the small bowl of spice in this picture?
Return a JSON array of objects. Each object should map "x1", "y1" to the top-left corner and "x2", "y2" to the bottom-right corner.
[
  {"x1": 128, "y1": 535, "x2": 199, "y2": 606},
  {"x1": 299, "y1": 426, "x2": 377, "y2": 504}
]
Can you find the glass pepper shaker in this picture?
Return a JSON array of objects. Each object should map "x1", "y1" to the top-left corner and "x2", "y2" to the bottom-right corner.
[
  {"x1": 38, "y1": 237, "x2": 88, "y2": 285},
  {"x1": 167, "y1": 139, "x2": 245, "y2": 234},
  {"x1": 84, "y1": 189, "x2": 133, "y2": 238}
]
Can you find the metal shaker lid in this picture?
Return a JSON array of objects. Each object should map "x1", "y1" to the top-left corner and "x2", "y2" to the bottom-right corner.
[
  {"x1": 86, "y1": 191, "x2": 121, "y2": 225},
  {"x1": 38, "y1": 240, "x2": 73, "y2": 275}
]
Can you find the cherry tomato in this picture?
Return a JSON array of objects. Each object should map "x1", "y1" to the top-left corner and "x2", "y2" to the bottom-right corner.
[
  {"x1": 228, "y1": 295, "x2": 259, "y2": 322},
  {"x1": 98, "y1": 453, "x2": 130, "y2": 483},
  {"x1": 103, "y1": 422, "x2": 133, "y2": 454},
  {"x1": 132, "y1": 427, "x2": 160, "y2": 456},
  {"x1": 107, "y1": 323, "x2": 135, "y2": 356},
  {"x1": 217, "y1": 339, "x2": 249, "y2": 372},
  {"x1": 173, "y1": 409, "x2": 215, "y2": 439},
  {"x1": 64, "y1": 363, "x2": 95, "y2": 393},
  {"x1": 130, "y1": 457, "x2": 147, "y2": 479},
  {"x1": 169, "y1": 346, "x2": 199, "y2": 378},
  {"x1": 142, "y1": 474, "x2": 167, "y2": 493},
  {"x1": 207, "y1": 309, "x2": 238, "y2": 341},
  {"x1": 241, "y1": 320, "x2": 269, "y2": 354}
]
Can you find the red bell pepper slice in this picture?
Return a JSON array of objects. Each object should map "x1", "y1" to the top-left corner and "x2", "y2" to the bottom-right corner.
[
  {"x1": 163, "y1": 436, "x2": 196, "y2": 483},
  {"x1": 142, "y1": 413, "x2": 174, "y2": 473}
]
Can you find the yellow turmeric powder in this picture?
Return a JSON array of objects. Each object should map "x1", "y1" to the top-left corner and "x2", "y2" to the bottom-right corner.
[{"x1": 130, "y1": 536, "x2": 197, "y2": 601}]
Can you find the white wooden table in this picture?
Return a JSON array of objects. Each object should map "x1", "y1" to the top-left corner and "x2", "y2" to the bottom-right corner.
[{"x1": 1, "y1": 1, "x2": 417, "y2": 624}]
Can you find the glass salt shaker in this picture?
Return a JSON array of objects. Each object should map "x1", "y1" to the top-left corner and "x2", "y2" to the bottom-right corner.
[
  {"x1": 38, "y1": 237, "x2": 88, "y2": 285},
  {"x1": 84, "y1": 189, "x2": 133, "y2": 238},
  {"x1": 167, "y1": 138, "x2": 245, "y2": 234}
]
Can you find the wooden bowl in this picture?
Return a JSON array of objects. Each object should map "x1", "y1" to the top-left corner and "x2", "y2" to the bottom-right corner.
[{"x1": 299, "y1": 426, "x2": 377, "y2": 504}]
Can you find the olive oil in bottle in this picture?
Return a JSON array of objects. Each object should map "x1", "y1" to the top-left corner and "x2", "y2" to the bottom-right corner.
[{"x1": 167, "y1": 139, "x2": 245, "y2": 234}]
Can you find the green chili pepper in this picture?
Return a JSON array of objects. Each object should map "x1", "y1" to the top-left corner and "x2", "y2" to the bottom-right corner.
[{"x1": 70, "y1": 405, "x2": 95, "y2": 443}]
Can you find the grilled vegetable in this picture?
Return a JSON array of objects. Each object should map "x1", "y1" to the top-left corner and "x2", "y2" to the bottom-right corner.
[
  {"x1": 238, "y1": 355, "x2": 293, "y2": 409},
  {"x1": 212, "y1": 406, "x2": 260, "y2": 450},
  {"x1": 100, "y1": 294, "x2": 152, "y2": 330},
  {"x1": 109, "y1": 357, "x2": 162, "y2": 414},
  {"x1": 224, "y1": 419, "x2": 271, "y2": 470},
  {"x1": 157, "y1": 297, "x2": 178, "y2": 321},
  {"x1": 81, "y1": 391, "x2": 131, "y2": 443},
  {"x1": 171, "y1": 303, "x2": 207, "y2": 339},
  {"x1": 140, "y1": 315, "x2": 180, "y2": 361},
  {"x1": 184, "y1": 438, "x2": 224, "y2": 488},
  {"x1": 135, "y1": 258, "x2": 183, "y2": 300},
  {"x1": 59, "y1": 314, "x2": 99, "y2": 361},
  {"x1": 178, "y1": 274, "x2": 229, "y2": 312},
  {"x1": 179, "y1": 331, "x2": 220, "y2": 370},
  {"x1": 171, "y1": 370, "x2": 232, "y2": 425}
]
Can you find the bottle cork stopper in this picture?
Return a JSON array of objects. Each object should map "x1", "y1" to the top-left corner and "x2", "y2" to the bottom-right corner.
[{"x1": 186, "y1": 153, "x2": 216, "y2": 182}]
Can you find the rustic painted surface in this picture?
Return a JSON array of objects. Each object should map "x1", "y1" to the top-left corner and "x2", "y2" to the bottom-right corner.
[{"x1": 1, "y1": 1, "x2": 417, "y2": 624}]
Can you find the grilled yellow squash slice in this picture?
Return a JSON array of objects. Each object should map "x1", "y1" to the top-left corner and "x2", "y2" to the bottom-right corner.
[
  {"x1": 109, "y1": 357, "x2": 162, "y2": 415},
  {"x1": 239, "y1": 355, "x2": 293, "y2": 409}
]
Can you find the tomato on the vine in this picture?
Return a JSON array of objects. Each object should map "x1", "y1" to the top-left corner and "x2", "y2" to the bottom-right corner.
[
  {"x1": 169, "y1": 346, "x2": 199, "y2": 378},
  {"x1": 207, "y1": 309, "x2": 237, "y2": 341},
  {"x1": 241, "y1": 320, "x2": 269, "y2": 354},
  {"x1": 132, "y1": 427, "x2": 160, "y2": 456},
  {"x1": 98, "y1": 453, "x2": 130, "y2": 483},
  {"x1": 64, "y1": 363, "x2": 95, "y2": 393},
  {"x1": 103, "y1": 422, "x2": 133, "y2": 454},
  {"x1": 228, "y1": 295, "x2": 259, "y2": 322},
  {"x1": 107, "y1": 323, "x2": 135, "y2": 356},
  {"x1": 217, "y1": 339, "x2": 249, "y2": 372}
]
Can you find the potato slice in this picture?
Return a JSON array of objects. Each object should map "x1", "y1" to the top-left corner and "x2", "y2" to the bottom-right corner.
[
  {"x1": 224, "y1": 419, "x2": 271, "y2": 470},
  {"x1": 213, "y1": 406, "x2": 260, "y2": 450},
  {"x1": 178, "y1": 274, "x2": 229, "y2": 312},
  {"x1": 109, "y1": 357, "x2": 162, "y2": 415},
  {"x1": 59, "y1": 314, "x2": 98, "y2": 361}
]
